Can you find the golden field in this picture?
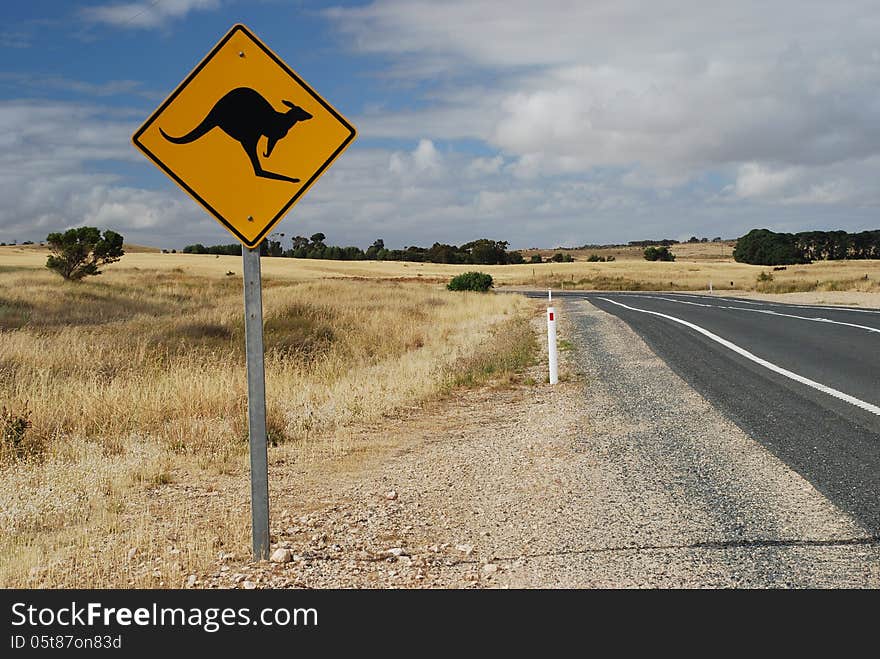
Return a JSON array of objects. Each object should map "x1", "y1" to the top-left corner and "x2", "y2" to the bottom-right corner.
[
  {"x1": 0, "y1": 253, "x2": 537, "y2": 587},
  {"x1": 3, "y1": 243, "x2": 879, "y2": 294},
  {"x1": 521, "y1": 239, "x2": 738, "y2": 263}
]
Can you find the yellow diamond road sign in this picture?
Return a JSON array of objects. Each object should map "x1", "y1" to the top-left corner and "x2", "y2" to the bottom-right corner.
[{"x1": 132, "y1": 24, "x2": 356, "y2": 248}]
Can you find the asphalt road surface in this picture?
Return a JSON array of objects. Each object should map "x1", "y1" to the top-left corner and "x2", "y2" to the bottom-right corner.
[{"x1": 531, "y1": 291, "x2": 880, "y2": 535}]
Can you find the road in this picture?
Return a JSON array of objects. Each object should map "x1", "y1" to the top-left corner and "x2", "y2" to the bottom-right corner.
[{"x1": 529, "y1": 291, "x2": 880, "y2": 535}]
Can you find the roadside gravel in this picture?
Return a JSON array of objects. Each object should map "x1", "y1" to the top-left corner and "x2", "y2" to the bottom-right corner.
[{"x1": 199, "y1": 299, "x2": 880, "y2": 588}]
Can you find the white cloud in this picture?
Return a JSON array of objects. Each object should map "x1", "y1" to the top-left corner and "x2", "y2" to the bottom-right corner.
[
  {"x1": 466, "y1": 155, "x2": 504, "y2": 178},
  {"x1": 334, "y1": 1, "x2": 880, "y2": 211},
  {"x1": 286, "y1": 146, "x2": 658, "y2": 248},
  {"x1": 729, "y1": 158, "x2": 880, "y2": 206},
  {"x1": 81, "y1": 0, "x2": 222, "y2": 29},
  {"x1": 0, "y1": 73, "x2": 157, "y2": 99},
  {"x1": 0, "y1": 99, "x2": 211, "y2": 246},
  {"x1": 733, "y1": 163, "x2": 802, "y2": 199},
  {"x1": 412, "y1": 139, "x2": 441, "y2": 171},
  {"x1": 388, "y1": 139, "x2": 443, "y2": 177},
  {"x1": 7, "y1": 3, "x2": 880, "y2": 251},
  {"x1": 2, "y1": 88, "x2": 872, "y2": 250},
  {"x1": 328, "y1": 1, "x2": 880, "y2": 73}
]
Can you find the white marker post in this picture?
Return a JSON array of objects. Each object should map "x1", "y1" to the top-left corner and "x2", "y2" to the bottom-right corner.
[
  {"x1": 547, "y1": 289, "x2": 559, "y2": 385},
  {"x1": 709, "y1": 281, "x2": 713, "y2": 293}
]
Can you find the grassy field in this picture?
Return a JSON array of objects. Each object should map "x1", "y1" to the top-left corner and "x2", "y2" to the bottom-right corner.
[
  {"x1": 522, "y1": 240, "x2": 738, "y2": 262},
  {"x1": 0, "y1": 257, "x2": 538, "y2": 587},
  {"x1": 4, "y1": 244, "x2": 879, "y2": 294}
]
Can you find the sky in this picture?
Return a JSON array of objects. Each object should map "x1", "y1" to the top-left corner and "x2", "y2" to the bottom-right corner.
[{"x1": 1, "y1": 0, "x2": 879, "y2": 250}]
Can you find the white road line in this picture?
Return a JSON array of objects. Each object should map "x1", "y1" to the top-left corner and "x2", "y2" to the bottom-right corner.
[
  {"x1": 630, "y1": 294, "x2": 880, "y2": 334},
  {"x1": 663, "y1": 292, "x2": 880, "y2": 315},
  {"x1": 597, "y1": 296, "x2": 880, "y2": 417},
  {"x1": 664, "y1": 293, "x2": 767, "y2": 306}
]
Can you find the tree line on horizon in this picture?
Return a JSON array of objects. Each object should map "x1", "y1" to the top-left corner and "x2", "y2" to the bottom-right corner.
[
  {"x1": 175, "y1": 227, "x2": 880, "y2": 267},
  {"x1": 733, "y1": 228, "x2": 880, "y2": 265},
  {"x1": 182, "y1": 234, "x2": 527, "y2": 265}
]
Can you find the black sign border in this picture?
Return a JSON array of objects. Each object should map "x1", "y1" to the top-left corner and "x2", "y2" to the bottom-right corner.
[{"x1": 132, "y1": 23, "x2": 357, "y2": 248}]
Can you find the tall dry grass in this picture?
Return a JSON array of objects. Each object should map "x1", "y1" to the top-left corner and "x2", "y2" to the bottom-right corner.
[{"x1": 0, "y1": 267, "x2": 535, "y2": 586}]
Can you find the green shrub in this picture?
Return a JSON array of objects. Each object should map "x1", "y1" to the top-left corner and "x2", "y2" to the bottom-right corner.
[
  {"x1": 644, "y1": 246, "x2": 675, "y2": 261},
  {"x1": 447, "y1": 271, "x2": 494, "y2": 292}
]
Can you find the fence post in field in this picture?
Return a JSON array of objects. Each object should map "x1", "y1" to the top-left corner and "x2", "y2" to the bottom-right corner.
[
  {"x1": 547, "y1": 289, "x2": 558, "y2": 385},
  {"x1": 242, "y1": 247, "x2": 270, "y2": 560}
]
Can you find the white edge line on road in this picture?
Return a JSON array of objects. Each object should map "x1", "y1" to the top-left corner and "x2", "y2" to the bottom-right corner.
[
  {"x1": 662, "y1": 292, "x2": 880, "y2": 315},
  {"x1": 630, "y1": 294, "x2": 880, "y2": 334},
  {"x1": 597, "y1": 296, "x2": 880, "y2": 417}
]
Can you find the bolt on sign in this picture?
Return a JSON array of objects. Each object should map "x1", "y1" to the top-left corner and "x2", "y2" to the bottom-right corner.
[{"x1": 132, "y1": 23, "x2": 356, "y2": 247}]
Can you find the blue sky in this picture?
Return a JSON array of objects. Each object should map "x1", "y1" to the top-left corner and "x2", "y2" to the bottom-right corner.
[{"x1": 2, "y1": 1, "x2": 879, "y2": 250}]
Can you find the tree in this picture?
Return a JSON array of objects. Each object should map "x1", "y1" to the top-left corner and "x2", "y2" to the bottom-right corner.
[
  {"x1": 529, "y1": 254, "x2": 542, "y2": 264},
  {"x1": 365, "y1": 238, "x2": 385, "y2": 260},
  {"x1": 265, "y1": 239, "x2": 283, "y2": 257},
  {"x1": 427, "y1": 242, "x2": 461, "y2": 264},
  {"x1": 262, "y1": 232, "x2": 285, "y2": 257},
  {"x1": 46, "y1": 227, "x2": 124, "y2": 280},
  {"x1": 733, "y1": 229, "x2": 806, "y2": 265},
  {"x1": 644, "y1": 245, "x2": 675, "y2": 261},
  {"x1": 461, "y1": 239, "x2": 509, "y2": 265},
  {"x1": 310, "y1": 232, "x2": 326, "y2": 246}
]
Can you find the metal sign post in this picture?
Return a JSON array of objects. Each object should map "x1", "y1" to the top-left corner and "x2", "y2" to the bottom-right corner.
[{"x1": 242, "y1": 247, "x2": 269, "y2": 559}]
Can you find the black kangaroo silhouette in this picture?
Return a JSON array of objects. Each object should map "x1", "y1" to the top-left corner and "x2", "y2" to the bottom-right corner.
[{"x1": 159, "y1": 87, "x2": 312, "y2": 183}]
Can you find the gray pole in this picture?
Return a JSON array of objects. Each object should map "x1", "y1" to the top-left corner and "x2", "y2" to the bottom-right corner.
[{"x1": 242, "y1": 246, "x2": 270, "y2": 560}]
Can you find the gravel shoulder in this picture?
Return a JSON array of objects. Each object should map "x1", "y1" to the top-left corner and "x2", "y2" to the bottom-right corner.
[{"x1": 193, "y1": 300, "x2": 880, "y2": 588}]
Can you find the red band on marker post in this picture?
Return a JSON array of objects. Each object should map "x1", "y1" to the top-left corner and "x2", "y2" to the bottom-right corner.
[{"x1": 549, "y1": 312, "x2": 554, "y2": 321}]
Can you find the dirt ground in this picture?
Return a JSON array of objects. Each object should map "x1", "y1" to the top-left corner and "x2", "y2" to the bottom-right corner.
[{"x1": 181, "y1": 302, "x2": 879, "y2": 589}]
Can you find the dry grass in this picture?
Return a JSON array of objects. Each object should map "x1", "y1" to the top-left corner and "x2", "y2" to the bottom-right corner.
[
  {"x1": 3, "y1": 244, "x2": 879, "y2": 294},
  {"x1": 522, "y1": 240, "x2": 738, "y2": 262},
  {"x1": 0, "y1": 263, "x2": 536, "y2": 587}
]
